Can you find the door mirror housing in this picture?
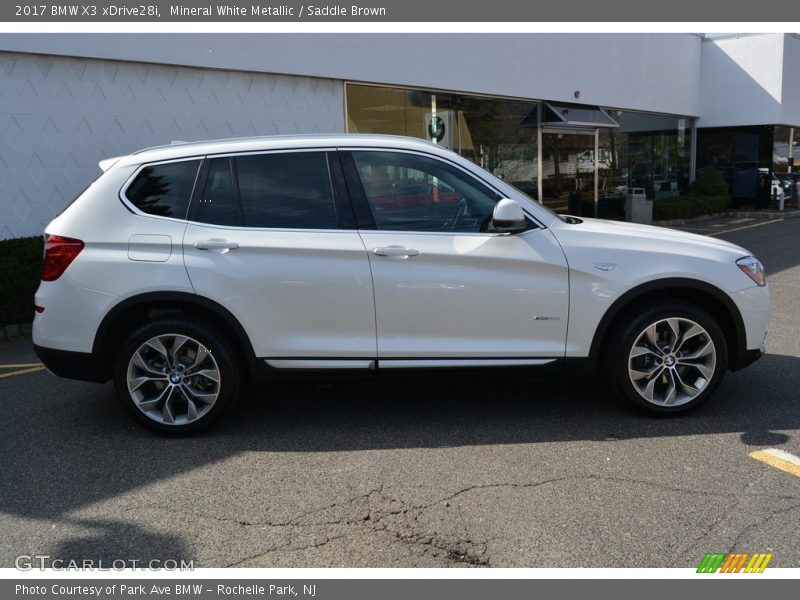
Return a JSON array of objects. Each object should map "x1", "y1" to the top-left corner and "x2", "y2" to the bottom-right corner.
[{"x1": 492, "y1": 198, "x2": 528, "y2": 233}]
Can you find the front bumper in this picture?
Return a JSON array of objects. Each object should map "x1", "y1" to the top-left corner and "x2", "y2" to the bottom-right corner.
[{"x1": 728, "y1": 284, "x2": 770, "y2": 371}]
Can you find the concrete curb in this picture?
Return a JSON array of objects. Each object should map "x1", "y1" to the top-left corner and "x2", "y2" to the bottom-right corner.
[{"x1": 654, "y1": 209, "x2": 800, "y2": 228}]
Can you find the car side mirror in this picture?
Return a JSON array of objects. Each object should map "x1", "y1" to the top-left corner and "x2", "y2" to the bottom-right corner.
[{"x1": 492, "y1": 198, "x2": 527, "y2": 233}]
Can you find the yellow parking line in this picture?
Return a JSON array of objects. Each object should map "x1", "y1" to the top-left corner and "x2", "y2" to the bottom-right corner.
[
  {"x1": 0, "y1": 366, "x2": 45, "y2": 379},
  {"x1": 750, "y1": 448, "x2": 800, "y2": 478},
  {"x1": 0, "y1": 363, "x2": 43, "y2": 369}
]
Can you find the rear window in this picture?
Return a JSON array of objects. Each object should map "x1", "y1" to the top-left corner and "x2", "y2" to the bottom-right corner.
[{"x1": 125, "y1": 160, "x2": 201, "y2": 218}]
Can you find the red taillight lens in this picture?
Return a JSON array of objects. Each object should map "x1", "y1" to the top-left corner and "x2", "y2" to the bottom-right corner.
[{"x1": 42, "y1": 234, "x2": 84, "y2": 281}]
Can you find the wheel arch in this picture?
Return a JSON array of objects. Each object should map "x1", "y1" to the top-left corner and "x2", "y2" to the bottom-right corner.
[
  {"x1": 588, "y1": 278, "x2": 748, "y2": 372},
  {"x1": 93, "y1": 291, "x2": 259, "y2": 382}
]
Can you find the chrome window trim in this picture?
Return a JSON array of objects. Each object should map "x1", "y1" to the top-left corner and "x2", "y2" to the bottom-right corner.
[{"x1": 207, "y1": 146, "x2": 335, "y2": 159}]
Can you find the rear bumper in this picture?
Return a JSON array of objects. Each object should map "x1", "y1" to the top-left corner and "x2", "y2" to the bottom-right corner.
[{"x1": 33, "y1": 344, "x2": 107, "y2": 383}]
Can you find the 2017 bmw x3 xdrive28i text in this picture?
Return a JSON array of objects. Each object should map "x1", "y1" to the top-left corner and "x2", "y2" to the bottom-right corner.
[{"x1": 33, "y1": 135, "x2": 770, "y2": 434}]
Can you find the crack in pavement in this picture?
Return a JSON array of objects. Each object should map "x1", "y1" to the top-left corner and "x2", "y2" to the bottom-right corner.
[
  {"x1": 115, "y1": 474, "x2": 800, "y2": 567},
  {"x1": 225, "y1": 533, "x2": 348, "y2": 567},
  {"x1": 729, "y1": 502, "x2": 800, "y2": 553}
]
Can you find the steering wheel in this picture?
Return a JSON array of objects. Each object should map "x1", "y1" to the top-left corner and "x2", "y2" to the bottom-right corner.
[{"x1": 448, "y1": 198, "x2": 468, "y2": 231}]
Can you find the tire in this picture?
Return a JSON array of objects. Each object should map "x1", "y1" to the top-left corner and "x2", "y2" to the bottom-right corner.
[
  {"x1": 113, "y1": 317, "x2": 242, "y2": 435},
  {"x1": 606, "y1": 301, "x2": 728, "y2": 415}
]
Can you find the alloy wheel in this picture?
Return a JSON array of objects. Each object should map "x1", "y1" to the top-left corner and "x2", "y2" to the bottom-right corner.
[
  {"x1": 627, "y1": 317, "x2": 717, "y2": 407},
  {"x1": 126, "y1": 334, "x2": 221, "y2": 425}
]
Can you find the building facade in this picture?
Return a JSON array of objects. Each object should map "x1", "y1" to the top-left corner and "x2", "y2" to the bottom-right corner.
[{"x1": 1, "y1": 33, "x2": 798, "y2": 239}]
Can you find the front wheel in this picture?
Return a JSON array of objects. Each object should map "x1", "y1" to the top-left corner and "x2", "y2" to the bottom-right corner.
[
  {"x1": 113, "y1": 318, "x2": 242, "y2": 435},
  {"x1": 607, "y1": 302, "x2": 728, "y2": 415}
]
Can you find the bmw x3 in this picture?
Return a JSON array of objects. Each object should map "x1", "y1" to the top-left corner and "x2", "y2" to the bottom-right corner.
[{"x1": 33, "y1": 135, "x2": 770, "y2": 434}]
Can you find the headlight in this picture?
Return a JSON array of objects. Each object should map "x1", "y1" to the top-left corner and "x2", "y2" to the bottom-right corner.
[{"x1": 736, "y1": 256, "x2": 766, "y2": 287}]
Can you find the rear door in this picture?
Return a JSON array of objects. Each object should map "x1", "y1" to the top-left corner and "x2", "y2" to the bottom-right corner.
[{"x1": 182, "y1": 149, "x2": 376, "y2": 364}]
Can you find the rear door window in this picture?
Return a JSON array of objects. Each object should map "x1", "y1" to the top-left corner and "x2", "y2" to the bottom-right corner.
[
  {"x1": 190, "y1": 151, "x2": 341, "y2": 230},
  {"x1": 235, "y1": 152, "x2": 338, "y2": 229}
]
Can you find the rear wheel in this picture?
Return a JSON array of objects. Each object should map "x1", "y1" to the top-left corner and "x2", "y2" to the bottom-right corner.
[
  {"x1": 113, "y1": 318, "x2": 241, "y2": 435},
  {"x1": 607, "y1": 301, "x2": 728, "y2": 415}
]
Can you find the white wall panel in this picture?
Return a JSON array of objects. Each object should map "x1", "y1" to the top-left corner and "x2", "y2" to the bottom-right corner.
[{"x1": 0, "y1": 51, "x2": 344, "y2": 239}]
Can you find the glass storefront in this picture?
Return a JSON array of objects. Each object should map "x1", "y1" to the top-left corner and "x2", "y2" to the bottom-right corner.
[
  {"x1": 346, "y1": 83, "x2": 694, "y2": 216},
  {"x1": 345, "y1": 83, "x2": 539, "y2": 191},
  {"x1": 696, "y1": 126, "x2": 774, "y2": 208}
]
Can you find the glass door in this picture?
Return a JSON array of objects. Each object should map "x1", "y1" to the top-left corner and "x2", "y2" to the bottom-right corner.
[{"x1": 540, "y1": 128, "x2": 598, "y2": 215}]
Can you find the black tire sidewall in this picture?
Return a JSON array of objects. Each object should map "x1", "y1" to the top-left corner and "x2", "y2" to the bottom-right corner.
[
  {"x1": 611, "y1": 302, "x2": 728, "y2": 415},
  {"x1": 113, "y1": 318, "x2": 241, "y2": 435}
]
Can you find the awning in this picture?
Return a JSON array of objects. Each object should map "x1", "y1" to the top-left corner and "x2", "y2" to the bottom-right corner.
[{"x1": 520, "y1": 101, "x2": 619, "y2": 128}]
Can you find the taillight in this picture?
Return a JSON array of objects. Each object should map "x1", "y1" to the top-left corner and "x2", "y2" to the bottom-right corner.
[{"x1": 42, "y1": 234, "x2": 84, "y2": 281}]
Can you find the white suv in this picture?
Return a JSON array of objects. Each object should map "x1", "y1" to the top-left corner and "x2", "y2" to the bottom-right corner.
[{"x1": 33, "y1": 135, "x2": 770, "y2": 434}]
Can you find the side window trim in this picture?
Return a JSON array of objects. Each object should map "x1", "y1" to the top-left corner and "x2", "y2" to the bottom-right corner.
[
  {"x1": 338, "y1": 151, "x2": 377, "y2": 230},
  {"x1": 228, "y1": 157, "x2": 245, "y2": 226},
  {"x1": 120, "y1": 156, "x2": 204, "y2": 222},
  {"x1": 327, "y1": 151, "x2": 357, "y2": 230},
  {"x1": 186, "y1": 156, "x2": 209, "y2": 223}
]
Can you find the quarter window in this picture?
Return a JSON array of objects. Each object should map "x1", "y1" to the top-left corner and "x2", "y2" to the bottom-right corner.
[
  {"x1": 125, "y1": 160, "x2": 201, "y2": 219},
  {"x1": 350, "y1": 151, "x2": 502, "y2": 232}
]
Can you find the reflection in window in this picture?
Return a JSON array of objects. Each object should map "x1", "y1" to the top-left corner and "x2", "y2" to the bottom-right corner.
[
  {"x1": 234, "y1": 152, "x2": 338, "y2": 229},
  {"x1": 697, "y1": 126, "x2": 773, "y2": 207},
  {"x1": 126, "y1": 160, "x2": 201, "y2": 218},
  {"x1": 351, "y1": 151, "x2": 500, "y2": 232},
  {"x1": 196, "y1": 158, "x2": 239, "y2": 226}
]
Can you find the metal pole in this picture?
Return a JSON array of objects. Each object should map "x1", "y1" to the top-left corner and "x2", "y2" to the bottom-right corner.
[
  {"x1": 431, "y1": 94, "x2": 437, "y2": 143},
  {"x1": 689, "y1": 118, "x2": 698, "y2": 183},
  {"x1": 594, "y1": 128, "x2": 599, "y2": 217},
  {"x1": 537, "y1": 103, "x2": 543, "y2": 204}
]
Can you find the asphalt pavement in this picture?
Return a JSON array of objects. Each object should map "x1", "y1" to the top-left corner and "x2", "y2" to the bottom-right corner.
[{"x1": 1, "y1": 216, "x2": 799, "y2": 568}]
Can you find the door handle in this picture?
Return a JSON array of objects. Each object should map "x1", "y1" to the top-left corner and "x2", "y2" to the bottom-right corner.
[
  {"x1": 194, "y1": 239, "x2": 239, "y2": 251},
  {"x1": 373, "y1": 246, "x2": 419, "y2": 257}
]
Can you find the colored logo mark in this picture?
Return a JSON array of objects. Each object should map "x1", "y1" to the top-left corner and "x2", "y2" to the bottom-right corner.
[{"x1": 697, "y1": 552, "x2": 773, "y2": 573}]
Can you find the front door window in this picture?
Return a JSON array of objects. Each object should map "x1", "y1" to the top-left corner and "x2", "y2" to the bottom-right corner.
[{"x1": 350, "y1": 150, "x2": 502, "y2": 233}]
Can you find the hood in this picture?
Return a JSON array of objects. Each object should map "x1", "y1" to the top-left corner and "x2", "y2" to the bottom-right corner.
[{"x1": 559, "y1": 217, "x2": 751, "y2": 255}]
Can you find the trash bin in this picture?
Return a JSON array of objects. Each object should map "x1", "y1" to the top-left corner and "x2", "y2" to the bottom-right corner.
[{"x1": 625, "y1": 188, "x2": 653, "y2": 224}]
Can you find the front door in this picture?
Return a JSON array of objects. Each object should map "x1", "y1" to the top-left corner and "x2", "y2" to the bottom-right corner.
[{"x1": 343, "y1": 149, "x2": 569, "y2": 362}]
